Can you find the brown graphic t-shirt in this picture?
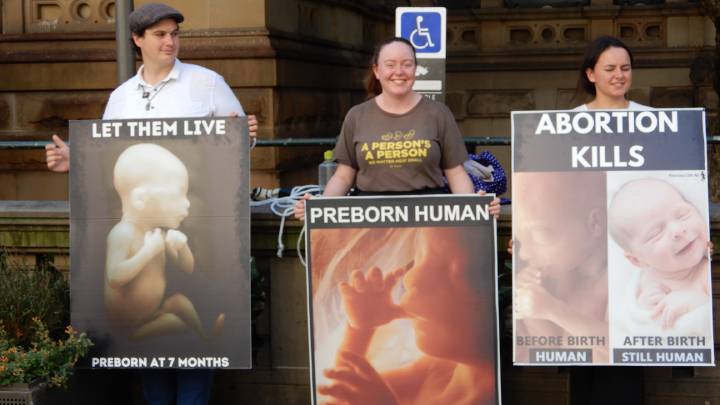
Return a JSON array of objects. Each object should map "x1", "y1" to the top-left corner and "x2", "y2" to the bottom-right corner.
[{"x1": 334, "y1": 97, "x2": 467, "y2": 192}]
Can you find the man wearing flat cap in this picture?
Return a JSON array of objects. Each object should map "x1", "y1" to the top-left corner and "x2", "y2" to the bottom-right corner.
[
  {"x1": 45, "y1": 3, "x2": 256, "y2": 405},
  {"x1": 46, "y1": 2, "x2": 257, "y2": 169}
]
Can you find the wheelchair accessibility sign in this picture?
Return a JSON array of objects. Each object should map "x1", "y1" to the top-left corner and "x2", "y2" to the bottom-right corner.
[
  {"x1": 395, "y1": 7, "x2": 446, "y2": 59},
  {"x1": 395, "y1": 7, "x2": 446, "y2": 101}
]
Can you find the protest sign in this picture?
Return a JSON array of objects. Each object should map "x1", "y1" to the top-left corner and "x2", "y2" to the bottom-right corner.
[
  {"x1": 305, "y1": 195, "x2": 501, "y2": 404},
  {"x1": 512, "y1": 109, "x2": 714, "y2": 366},
  {"x1": 70, "y1": 117, "x2": 251, "y2": 369}
]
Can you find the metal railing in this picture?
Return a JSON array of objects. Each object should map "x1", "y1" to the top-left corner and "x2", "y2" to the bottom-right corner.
[{"x1": 4, "y1": 136, "x2": 720, "y2": 149}]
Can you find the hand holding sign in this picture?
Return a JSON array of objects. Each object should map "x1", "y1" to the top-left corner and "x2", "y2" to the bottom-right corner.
[{"x1": 46, "y1": 135, "x2": 70, "y2": 173}]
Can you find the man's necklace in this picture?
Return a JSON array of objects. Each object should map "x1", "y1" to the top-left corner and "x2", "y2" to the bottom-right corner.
[{"x1": 142, "y1": 81, "x2": 170, "y2": 111}]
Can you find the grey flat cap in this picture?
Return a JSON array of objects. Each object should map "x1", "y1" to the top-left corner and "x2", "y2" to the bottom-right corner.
[{"x1": 129, "y1": 3, "x2": 184, "y2": 34}]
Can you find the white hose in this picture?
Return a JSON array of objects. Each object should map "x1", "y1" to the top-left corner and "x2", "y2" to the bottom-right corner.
[{"x1": 249, "y1": 184, "x2": 320, "y2": 264}]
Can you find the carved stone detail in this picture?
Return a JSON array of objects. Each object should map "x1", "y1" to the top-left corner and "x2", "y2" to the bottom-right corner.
[
  {"x1": 467, "y1": 90, "x2": 535, "y2": 117},
  {"x1": 615, "y1": 19, "x2": 665, "y2": 46},
  {"x1": 649, "y1": 86, "x2": 694, "y2": 107},
  {"x1": 298, "y1": 1, "x2": 319, "y2": 36},
  {"x1": 448, "y1": 24, "x2": 481, "y2": 49},
  {"x1": 24, "y1": 0, "x2": 115, "y2": 33},
  {"x1": 504, "y1": 22, "x2": 588, "y2": 48}
]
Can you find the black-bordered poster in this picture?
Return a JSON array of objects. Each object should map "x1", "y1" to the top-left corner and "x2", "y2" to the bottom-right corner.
[
  {"x1": 305, "y1": 195, "x2": 501, "y2": 404},
  {"x1": 70, "y1": 117, "x2": 251, "y2": 369},
  {"x1": 512, "y1": 109, "x2": 714, "y2": 366}
]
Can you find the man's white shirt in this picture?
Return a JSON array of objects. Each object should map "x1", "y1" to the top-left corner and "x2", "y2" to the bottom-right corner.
[{"x1": 103, "y1": 59, "x2": 244, "y2": 119}]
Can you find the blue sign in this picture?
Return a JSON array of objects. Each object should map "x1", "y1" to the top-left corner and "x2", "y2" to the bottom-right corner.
[{"x1": 399, "y1": 11, "x2": 442, "y2": 54}]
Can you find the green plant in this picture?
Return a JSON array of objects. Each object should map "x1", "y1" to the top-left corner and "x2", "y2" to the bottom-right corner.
[
  {"x1": 0, "y1": 318, "x2": 92, "y2": 388},
  {"x1": 0, "y1": 252, "x2": 69, "y2": 347},
  {"x1": 0, "y1": 250, "x2": 91, "y2": 388}
]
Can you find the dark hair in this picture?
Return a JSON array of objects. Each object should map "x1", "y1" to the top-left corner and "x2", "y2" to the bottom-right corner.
[
  {"x1": 363, "y1": 37, "x2": 417, "y2": 98},
  {"x1": 577, "y1": 36, "x2": 634, "y2": 96},
  {"x1": 129, "y1": 22, "x2": 181, "y2": 57},
  {"x1": 130, "y1": 35, "x2": 142, "y2": 57}
]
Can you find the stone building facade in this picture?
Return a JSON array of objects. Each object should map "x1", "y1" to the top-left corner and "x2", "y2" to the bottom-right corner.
[
  {"x1": 3, "y1": 0, "x2": 716, "y2": 200},
  {"x1": 2, "y1": 0, "x2": 720, "y2": 403}
]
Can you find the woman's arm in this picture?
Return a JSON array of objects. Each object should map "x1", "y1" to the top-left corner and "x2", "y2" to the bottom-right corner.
[
  {"x1": 446, "y1": 164, "x2": 501, "y2": 217},
  {"x1": 445, "y1": 164, "x2": 474, "y2": 194},
  {"x1": 293, "y1": 163, "x2": 357, "y2": 220},
  {"x1": 323, "y1": 163, "x2": 357, "y2": 196}
]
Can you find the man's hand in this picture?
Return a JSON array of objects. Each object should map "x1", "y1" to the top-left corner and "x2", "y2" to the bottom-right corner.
[
  {"x1": 229, "y1": 113, "x2": 258, "y2": 147},
  {"x1": 45, "y1": 135, "x2": 69, "y2": 173},
  {"x1": 247, "y1": 114, "x2": 258, "y2": 139}
]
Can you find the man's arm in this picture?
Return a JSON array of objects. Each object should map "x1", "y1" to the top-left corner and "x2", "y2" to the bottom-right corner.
[
  {"x1": 212, "y1": 74, "x2": 244, "y2": 117},
  {"x1": 47, "y1": 83, "x2": 122, "y2": 173}
]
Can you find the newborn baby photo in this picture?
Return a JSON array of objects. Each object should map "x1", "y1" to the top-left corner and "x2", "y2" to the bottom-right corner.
[{"x1": 607, "y1": 171, "x2": 713, "y2": 345}]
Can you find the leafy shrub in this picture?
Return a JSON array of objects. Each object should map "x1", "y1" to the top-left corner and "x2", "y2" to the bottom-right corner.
[
  {"x1": 0, "y1": 251, "x2": 69, "y2": 348},
  {"x1": 0, "y1": 251, "x2": 91, "y2": 388},
  {"x1": 0, "y1": 318, "x2": 92, "y2": 388}
]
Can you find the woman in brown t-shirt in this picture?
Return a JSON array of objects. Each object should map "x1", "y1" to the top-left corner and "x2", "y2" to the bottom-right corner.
[
  {"x1": 329, "y1": 37, "x2": 471, "y2": 195},
  {"x1": 331, "y1": 37, "x2": 472, "y2": 196},
  {"x1": 295, "y1": 37, "x2": 500, "y2": 405},
  {"x1": 295, "y1": 37, "x2": 496, "y2": 209}
]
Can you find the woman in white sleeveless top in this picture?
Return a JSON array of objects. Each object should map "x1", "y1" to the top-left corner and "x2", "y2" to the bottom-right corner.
[{"x1": 574, "y1": 35, "x2": 650, "y2": 111}]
